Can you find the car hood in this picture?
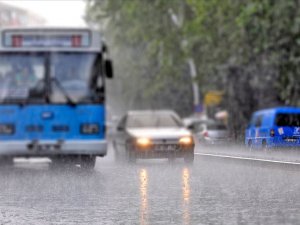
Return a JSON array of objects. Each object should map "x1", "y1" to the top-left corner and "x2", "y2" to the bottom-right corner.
[{"x1": 127, "y1": 128, "x2": 192, "y2": 139}]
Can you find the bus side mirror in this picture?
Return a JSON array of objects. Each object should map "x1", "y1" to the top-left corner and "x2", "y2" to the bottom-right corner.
[{"x1": 105, "y1": 60, "x2": 113, "y2": 79}]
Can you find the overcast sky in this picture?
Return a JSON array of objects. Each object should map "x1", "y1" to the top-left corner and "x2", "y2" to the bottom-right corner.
[{"x1": 2, "y1": 0, "x2": 86, "y2": 27}]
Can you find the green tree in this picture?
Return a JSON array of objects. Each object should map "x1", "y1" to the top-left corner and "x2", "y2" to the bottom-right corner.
[{"x1": 86, "y1": 0, "x2": 300, "y2": 140}]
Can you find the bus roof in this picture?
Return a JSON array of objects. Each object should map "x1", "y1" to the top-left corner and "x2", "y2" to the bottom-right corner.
[{"x1": 0, "y1": 27, "x2": 104, "y2": 52}]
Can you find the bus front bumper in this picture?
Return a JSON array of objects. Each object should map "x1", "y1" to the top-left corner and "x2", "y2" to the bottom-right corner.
[{"x1": 0, "y1": 140, "x2": 107, "y2": 157}]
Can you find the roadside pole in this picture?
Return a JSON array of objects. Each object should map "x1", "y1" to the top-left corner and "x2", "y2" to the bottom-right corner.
[
  {"x1": 168, "y1": 8, "x2": 201, "y2": 115},
  {"x1": 187, "y1": 58, "x2": 201, "y2": 115}
]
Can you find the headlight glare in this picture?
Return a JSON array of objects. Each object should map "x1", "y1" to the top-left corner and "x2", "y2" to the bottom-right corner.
[
  {"x1": 136, "y1": 137, "x2": 152, "y2": 147},
  {"x1": 179, "y1": 136, "x2": 193, "y2": 145}
]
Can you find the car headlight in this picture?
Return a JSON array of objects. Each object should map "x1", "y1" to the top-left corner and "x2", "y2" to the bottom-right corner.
[
  {"x1": 136, "y1": 137, "x2": 152, "y2": 147},
  {"x1": 81, "y1": 124, "x2": 99, "y2": 134},
  {"x1": 0, "y1": 124, "x2": 15, "y2": 135},
  {"x1": 179, "y1": 136, "x2": 193, "y2": 145}
]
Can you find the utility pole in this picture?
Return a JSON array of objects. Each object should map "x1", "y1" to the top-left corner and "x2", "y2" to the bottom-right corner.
[{"x1": 187, "y1": 58, "x2": 200, "y2": 113}]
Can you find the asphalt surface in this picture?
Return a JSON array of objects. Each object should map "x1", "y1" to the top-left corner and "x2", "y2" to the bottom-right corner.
[{"x1": 0, "y1": 144, "x2": 299, "y2": 225}]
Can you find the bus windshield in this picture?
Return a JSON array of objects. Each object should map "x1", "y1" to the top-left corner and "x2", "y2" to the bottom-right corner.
[
  {"x1": 0, "y1": 53, "x2": 44, "y2": 101},
  {"x1": 50, "y1": 53, "x2": 100, "y2": 103},
  {"x1": 0, "y1": 52, "x2": 101, "y2": 104}
]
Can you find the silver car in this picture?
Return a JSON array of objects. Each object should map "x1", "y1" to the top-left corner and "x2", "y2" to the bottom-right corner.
[
  {"x1": 113, "y1": 110, "x2": 195, "y2": 163},
  {"x1": 191, "y1": 120, "x2": 231, "y2": 145}
]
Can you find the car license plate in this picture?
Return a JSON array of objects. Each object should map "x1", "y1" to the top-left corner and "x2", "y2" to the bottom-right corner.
[
  {"x1": 285, "y1": 139, "x2": 297, "y2": 142},
  {"x1": 155, "y1": 144, "x2": 178, "y2": 151}
]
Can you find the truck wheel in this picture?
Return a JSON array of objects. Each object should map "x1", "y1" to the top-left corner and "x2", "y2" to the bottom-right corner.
[
  {"x1": 80, "y1": 155, "x2": 96, "y2": 170},
  {"x1": 262, "y1": 140, "x2": 269, "y2": 152},
  {"x1": 184, "y1": 153, "x2": 194, "y2": 164},
  {"x1": 248, "y1": 140, "x2": 253, "y2": 151}
]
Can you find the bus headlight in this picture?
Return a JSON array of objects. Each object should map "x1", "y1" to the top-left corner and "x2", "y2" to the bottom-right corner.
[
  {"x1": 81, "y1": 124, "x2": 99, "y2": 134},
  {"x1": 0, "y1": 124, "x2": 15, "y2": 135},
  {"x1": 179, "y1": 136, "x2": 193, "y2": 146}
]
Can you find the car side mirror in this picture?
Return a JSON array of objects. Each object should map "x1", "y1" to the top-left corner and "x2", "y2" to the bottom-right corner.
[
  {"x1": 187, "y1": 125, "x2": 194, "y2": 130},
  {"x1": 117, "y1": 126, "x2": 124, "y2": 131},
  {"x1": 105, "y1": 59, "x2": 113, "y2": 79}
]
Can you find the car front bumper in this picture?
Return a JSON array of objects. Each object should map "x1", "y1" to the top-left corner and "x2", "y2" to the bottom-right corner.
[{"x1": 132, "y1": 147, "x2": 194, "y2": 159}]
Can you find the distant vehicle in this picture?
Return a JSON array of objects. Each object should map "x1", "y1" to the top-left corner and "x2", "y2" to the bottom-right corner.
[
  {"x1": 183, "y1": 116, "x2": 209, "y2": 129},
  {"x1": 190, "y1": 120, "x2": 231, "y2": 145},
  {"x1": 245, "y1": 107, "x2": 300, "y2": 149},
  {"x1": 113, "y1": 110, "x2": 195, "y2": 163},
  {"x1": 185, "y1": 118, "x2": 215, "y2": 130},
  {"x1": 0, "y1": 27, "x2": 113, "y2": 169}
]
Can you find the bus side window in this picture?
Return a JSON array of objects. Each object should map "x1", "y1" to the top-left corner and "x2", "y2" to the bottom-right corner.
[{"x1": 254, "y1": 115, "x2": 263, "y2": 128}]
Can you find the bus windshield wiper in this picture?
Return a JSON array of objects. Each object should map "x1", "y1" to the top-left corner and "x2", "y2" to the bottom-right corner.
[{"x1": 50, "y1": 77, "x2": 76, "y2": 107}]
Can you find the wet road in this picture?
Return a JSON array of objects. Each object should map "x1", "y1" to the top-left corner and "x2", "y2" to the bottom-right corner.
[{"x1": 0, "y1": 145, "x2": 299, "y2": 224}]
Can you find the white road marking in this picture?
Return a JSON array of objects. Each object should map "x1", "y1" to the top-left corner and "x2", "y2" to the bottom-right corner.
[{"x1": 195, "y1": 152, "x2": 300, "y2": 165}]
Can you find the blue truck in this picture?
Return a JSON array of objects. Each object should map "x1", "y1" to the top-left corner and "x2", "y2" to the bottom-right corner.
[{"x1": 245, "y1": 107, "x2": 300, "y2": 149}]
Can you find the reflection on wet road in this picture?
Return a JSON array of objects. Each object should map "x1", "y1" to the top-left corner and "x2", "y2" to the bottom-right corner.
[
  {"x1": 0, "y1": 145, "x2": 299, "y2": 224},
  {"x1": 139, "y1": 168, "x2": 148, "y2": 225},
  {"x1": 182, "y1": 167, "x2": 190, "y2": 225}
]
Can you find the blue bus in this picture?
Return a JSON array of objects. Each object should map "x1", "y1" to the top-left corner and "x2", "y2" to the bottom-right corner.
[
  {"x1": 0, "y1": 28, "x2": 113, "y2": 169},
  {"x1": 245, "y1": 107, "x2": 300, "y2": 149}
]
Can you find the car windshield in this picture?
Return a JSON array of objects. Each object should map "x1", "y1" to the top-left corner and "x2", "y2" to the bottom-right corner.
[
  {"x1": 275, "y1": 113, "x2": 300, "y2": 127},
  {"x1": 126, "y1": 114, "x2": 182, "y2": 128},
  {"x1": 0, "y1": 53, "x2": 44, "y2": 101},
  {"x1": 207, "y1": 123, "x2": 227, "y2": 130}
]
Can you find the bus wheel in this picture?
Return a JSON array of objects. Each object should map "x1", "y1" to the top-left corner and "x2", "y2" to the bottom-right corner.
[
  {"x1": 50, "y1": 156, "x2": 77, "y2": 169},
  {"x1": 80, "y1": 155, "x2": 96, "y2": 170}
]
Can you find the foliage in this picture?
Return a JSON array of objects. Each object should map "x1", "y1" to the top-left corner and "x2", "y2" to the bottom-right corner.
[{"x1": 86, "y1": 0, "x2": 300, "y2": 140}]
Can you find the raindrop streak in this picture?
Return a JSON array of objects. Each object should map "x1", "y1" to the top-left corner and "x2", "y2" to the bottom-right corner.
[
  {"x1": 182, "y1": 167, "x2": 190, "y2": 225},
  {"x1": 139, "y1": 168, "x2": 148, "y2": 225}
]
